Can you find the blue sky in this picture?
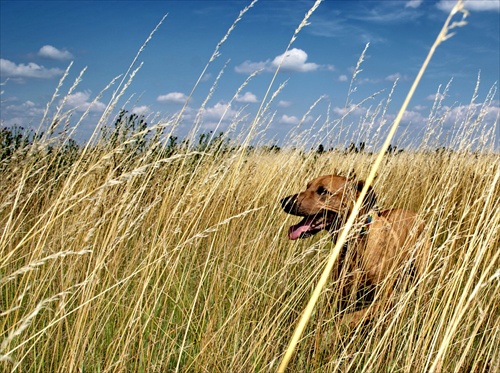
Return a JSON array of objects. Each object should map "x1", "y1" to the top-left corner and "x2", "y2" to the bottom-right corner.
[{"x1": 1, "y1": 0, "x2": 499, "y2": 149}]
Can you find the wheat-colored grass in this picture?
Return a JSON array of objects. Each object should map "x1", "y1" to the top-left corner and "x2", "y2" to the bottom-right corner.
[
  {"x1": 1, "y1": 130, "x2": 499, "y2": 372},
  {"x1": 1, "y1": 1, "x2": 499, "y2": 372}
]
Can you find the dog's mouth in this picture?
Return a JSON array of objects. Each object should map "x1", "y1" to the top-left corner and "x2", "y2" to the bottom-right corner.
[{"x1": 287, "y1": 211, "x2": 339, "y2": 240}]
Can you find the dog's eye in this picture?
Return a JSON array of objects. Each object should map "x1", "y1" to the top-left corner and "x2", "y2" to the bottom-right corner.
[{"x1": 317, "y1": 186, "x2": 330, "y2": 196}]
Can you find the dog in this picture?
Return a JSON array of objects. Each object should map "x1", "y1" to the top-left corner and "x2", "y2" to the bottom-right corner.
[{"x1": 280, "y1": 174, "x2": 429, "y2": 326}]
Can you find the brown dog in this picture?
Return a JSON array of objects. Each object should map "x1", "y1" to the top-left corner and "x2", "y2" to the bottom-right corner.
[{"x1": 281, "y1": 174, "x2": 428, "y2": 326}]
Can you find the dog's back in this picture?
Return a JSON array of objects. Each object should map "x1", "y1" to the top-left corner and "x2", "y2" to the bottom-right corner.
[{"x1": 358, "y1": 209, "x2": 427, "y2": 284}]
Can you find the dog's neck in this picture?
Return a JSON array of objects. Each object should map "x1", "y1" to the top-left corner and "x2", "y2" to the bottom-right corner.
[{"x1": 330, "y1": 206, "x2": 381, "y2": 244}]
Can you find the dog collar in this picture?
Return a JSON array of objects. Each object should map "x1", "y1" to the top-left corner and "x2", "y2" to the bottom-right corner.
[
  {"x1": 360, "y1": 206, "x2": 381, "y2": 237},
  {"x1": 360, "y1": 214, "x2": 373, "y2": 237}
]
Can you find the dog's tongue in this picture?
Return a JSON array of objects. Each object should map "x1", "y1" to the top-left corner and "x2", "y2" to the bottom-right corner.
[{"x1": 288, "y1": 216, "x2": 318, "y2": 240}]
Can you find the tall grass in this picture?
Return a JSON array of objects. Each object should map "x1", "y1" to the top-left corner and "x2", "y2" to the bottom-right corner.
[{"x1": 1, "y1": 2, "x2": 499, "y2": 372}]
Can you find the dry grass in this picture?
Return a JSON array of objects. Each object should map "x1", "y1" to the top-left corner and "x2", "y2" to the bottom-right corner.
[
  {"x1": 1, "y1": 1, "x2": 499, "y2": 372},
  {"x1": 1, "y1": 127, "x2": 498, "y2": 372}
]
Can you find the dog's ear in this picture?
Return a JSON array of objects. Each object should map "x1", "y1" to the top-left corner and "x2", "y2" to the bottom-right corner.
[
  {"x1": 356, "y1": 180, "x2": 377, "y2": 212},
  {"x1": 365, "y1": 185, "x2": 377, "y2": 211},
  {"x1": 356, "y1": 180, "x2": 365, "y2": 192}
]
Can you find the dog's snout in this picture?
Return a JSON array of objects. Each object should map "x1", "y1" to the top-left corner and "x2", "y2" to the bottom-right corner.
[
  {"x1": 280, "y1": 194, "x2": 298, "y2": 213},
  {"x1": 280, "y1": 195, "x2": 294, "y2": 209}
]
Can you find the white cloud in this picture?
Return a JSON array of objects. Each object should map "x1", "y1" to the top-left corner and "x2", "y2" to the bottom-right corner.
[
  {"x1": 413, "y1": 104, "x2": 427, "y2": 111},
  {"x1": 234, "y1": 60, "x2": 270, "y2": 74},
  {"x1": 4, "y1": 100, "x2": 44, "y2": 117},
  {"x1": 333, "y1": 104, "x2": 367, "y2": 116},
  {"x1": 131, "y1": 105, "x2": 150, "y2": 115},
  {"x1": 38, "y1": 45, "x2": 74, "y2": 60},
  {"x1": 235, "y1": 48, "x2": 328, "y2": 74},
  {"x1": 200, "y1": 101, "x2": 237, "y2": 121},
  {"x1": 272, "y1": 48, "x2": 320, "y2": 72},
  {"x1": 184, "y1": 101, "x2": 240, "y2": 131},
  {"x1": 0, "y1": 100, "x2": 45, "y2": 127},
  {"x1": 349, "y1": 6, "x2": 422, "y2": 23},
  {"x1": 338, "y1": 74, "x2": 348, "y2": 82},
  {"x1": 481, "y1": 104, "x2": 500, "y2": 121},
  {"x1": 201, "y1": 72, "x2": 212, "y2": 82},
  {"x1": 443, "y1": 103, "x2": 500, "y2": 122},
  {"x1": 385, "y1": 73, "x2": 401, "y2": 82},
  {"x1": 358, "y1": 77, "x2": 382, "y2": 84},
  {"x1": 0, "y1": 58, "x2": 64, "y2": 79},
  {"x1": 157, "y1": 92, "x2": 188, "y2": 103},
  {"x1": 279, "y1": 114, "x2": 300, "y2": 125},
  {"x1": 426, "y1": 93, "x2": 447, "y2": 101},
  {"x1": 431, "y1": 103, "x2": 500, "y2": 144},
  {"x1": 401, "y1": 110, "x2": 425, "y2": 123},
  {"x1": 405, "y1": 0, "x2": 423, "y2": 8},
  {"x1": 385, "y1": 72, "x2": 411, "y2": 82},
  {"x1": 437, "y1": 0, "x2": 500, "y2": 12},
  {"x1": 278, "y1": 100, "x2": 292, "y2": 108},
  {"x1": 331, "y1": 103, "x2": 425, "y2": 128},
  {"x1": 235, "y1": 92, "x2": 258, "y2": 103},
  {"x1": 61, "y1": 91, "x2": 106, "y2": 112}
]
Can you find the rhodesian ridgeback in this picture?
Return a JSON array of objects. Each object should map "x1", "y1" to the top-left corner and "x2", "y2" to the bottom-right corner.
[{"x1": 281, "y1": 174, "x2": 429, "y2": 326}]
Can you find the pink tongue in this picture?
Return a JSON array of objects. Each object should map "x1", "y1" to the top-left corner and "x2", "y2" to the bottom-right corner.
[{"x1": 288, "y1": 216, "x2": 317, "y2": 240}]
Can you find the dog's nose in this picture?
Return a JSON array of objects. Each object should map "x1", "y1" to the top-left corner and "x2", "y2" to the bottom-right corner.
[
  {"x1": 280, "y1": 195, "x2": 298, "y2": 213},
  {"x1": 280, "y1": 195, "x2": 292, "y2": 209}
]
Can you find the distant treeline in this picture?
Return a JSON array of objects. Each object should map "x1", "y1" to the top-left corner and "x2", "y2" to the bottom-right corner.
[
  {"x1": 316, "y1": 142, "x2": 403, "y2": 155},
  {"x1": 3, "y1": 110, "x2": 466, "y2": 165}
]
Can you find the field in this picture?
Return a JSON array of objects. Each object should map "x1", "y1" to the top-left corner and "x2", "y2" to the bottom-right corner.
[
  {"x1": 1, "y1": 2, "x2": 499, "y2": 372},
  {"x1": 1, "y1": 110, "x2": 499, "y2": 372}
]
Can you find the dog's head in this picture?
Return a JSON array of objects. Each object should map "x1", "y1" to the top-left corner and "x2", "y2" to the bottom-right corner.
[{"x1": 280, "y1": 175, "x2": 377, "y2": 240}]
